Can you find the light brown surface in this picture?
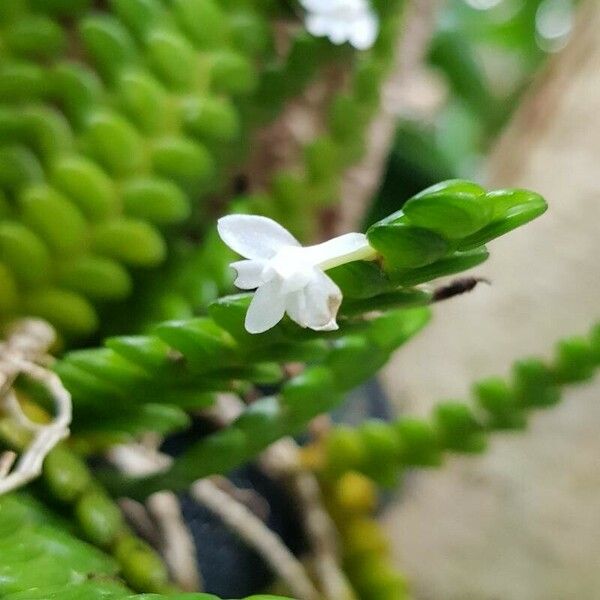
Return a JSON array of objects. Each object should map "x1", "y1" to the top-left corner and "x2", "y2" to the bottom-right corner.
[{"x1": 382, "y1": 2, "x2": 600, "y2": 598}]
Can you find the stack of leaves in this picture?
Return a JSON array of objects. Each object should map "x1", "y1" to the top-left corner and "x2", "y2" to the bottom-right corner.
[
  {"x1": 0, "y1": 0, "x2": 302, "y2": 339},
  {"x1": 36, "y1": 180, "x2": 548, "y2": 499},
  {"x1": 320, "y1": 471, "x2": 410, "y2": 600},
  {"x1": 315, "y1": 323, "x2": 600, "y2": 487}
]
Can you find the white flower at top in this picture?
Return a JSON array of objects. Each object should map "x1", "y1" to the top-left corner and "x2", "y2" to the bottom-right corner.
[
  {"x1": 218, "y1": 215, "x2": 377, "y2": 334},
  {"x1": 299, "y1": 0, "x2": 379, "y2": 50}
]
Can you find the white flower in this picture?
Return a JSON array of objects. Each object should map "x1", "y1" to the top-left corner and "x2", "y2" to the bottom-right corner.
[
  {"x1": 300, "y1": 0, "x2": 379, "y2": 50},
  {"x1": 218, "y1": 215, "x2": 376, "y2": 334}
]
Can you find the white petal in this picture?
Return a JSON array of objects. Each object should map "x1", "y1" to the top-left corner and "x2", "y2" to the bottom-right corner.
[
  {"x1": 300, "y1": 0, "x2": 332, "y2": 12},
  {"x1": 327, "y1": 20, "x2": 352, "y2": 44},
  {"x1": 217, "y1": 215, "x2": 300, "y2": 260},
  {"x1": 230, "y1": 260, "x2": 266, "y2": 290},
  {"x1": 304, "y1": 232, "x2": 376, "y2": 270},
  {"x1": 349, "y1": 12, "x2": 378, "y2": 49},
  {"x1": 287, "y1": 270, "x2": 342, "y2": 331},
  {"x1": 305, "y1": 13, "x2": 331, "y2": 37},
  {"x1": 245, "y1": 280, "x2": 286, "y2": 334},
  {"x1": 286, "y1": 289, "x2": 308, "y2": 328}
]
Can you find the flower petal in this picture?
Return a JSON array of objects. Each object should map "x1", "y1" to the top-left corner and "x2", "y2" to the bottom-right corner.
[
  {"x1": 218, "y1": 215, "x2": 300, "y2": 260},
  {"x1": 304, "y1": 232, "x2": 376, "y2": 270},
  {"x1": 326, "y1": 19, "x2": 351, "y2": 45},
  {"x1": 245, "y1": 279, "x2": 286, "y2": 334},
  {"x1": 287, "y1": 270, "x2": 342, "y2": 331},
  {"x1": 230, "y1": 260, "x2": 266, "y2": 290},
  {"x1": 300, "y1": 0, "x2": 336, "y2": 12},
  {"x1": 348, "y1": 11, "x2": 378, "y2": 49},
  {"x1": 305, "y1": 13, "x2": 331, "y2": 37}
]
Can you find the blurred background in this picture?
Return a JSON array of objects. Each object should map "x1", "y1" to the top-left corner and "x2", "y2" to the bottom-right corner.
[{"x1": 373, "y1": 1, "x2": 600, "y2": 598}]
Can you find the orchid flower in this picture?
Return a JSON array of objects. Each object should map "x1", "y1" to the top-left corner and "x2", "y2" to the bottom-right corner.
[
  {"x1": 218, "y1": 215, "x2": 377, "y2": 334},
  {"x1": 299, "y1": 0, "x2": 379, "y2": 50}
]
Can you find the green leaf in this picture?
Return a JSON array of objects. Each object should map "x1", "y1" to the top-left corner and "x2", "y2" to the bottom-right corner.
[
  {"x1": 80, "y1": 16, "x2": 137, "y2": 82},
  {"x1": 43, "y1": 446, "x2": 91, "y2": 503},
  {"x1": 362, "y1": 307, "x2": 431, "y2": 352},
  {"x1": 24, "y1": 288, "x2": 98, "y2": 336},
  {"x1": 51, "y1": 156, "x2": 118, "y2": 221},
  {"x1": 20, "y1": 185, "x2": 87, "y2": 255},
  {"x1": 3, "y1": 15, "x2": 67, "y2": 58},
  {"x1": 392, "y1": 247, "x2": 489, "y2": 286},
  {"x1": 147, "y1": 29, "x2": 199, "y2": 91},
  {"x1": 82, "y1": 110, "x2": 145, "y2": 176},
  {"x1": 173, "y1": 0, "x2": 230, "y2": 49},
  {"x1": 111, "y1": 0, "x2": 164, "y2": 41},
  {"x1": 58, "y1": 256, "x2": 132, "y2": 300},
  {"x1": 326, "y1": 335, "x2": 388, "y2": 391},
  {"x1": 153, "y1": 318, "x2": 237, "y2": 369},
  {"x1": 75, "y1": 491, "x2": 124, "y2": 547},
  {"x1": 0, "y1": 62, "x2": 47, "y2": 103},
  {"x1": 210, "y1": 51, "x2": 256, "y2": 95},
  {"x1": 117, "y1": 70, "x2": 171, "y2": 134},
  {"x1": 341, "y1": 288, "x2": 432, "y2": 316},
  {"x1": 181, "y1": 95, "x2": 240, "y2": 142},
  {"x1": 434, "y1": 402, "x2": 487, "y2": 453},
  {"x1": 367, "y1": 222, "x2": 449, "y2": 269},
  {"x1": 512, "y1": 358, "x2": 559, "y2": 408},
  {"x1": 92, "y1": 219, "x2": 166, "y2": 267},
  {"x1": 151, "y1": 137, "x2": 215, "y2": 187},
  {"x1": 474, "y1": 377, "x2": 526, "y2": 430},
  {"x1": 402, "y1": 179, "x2": 491, "y2": 239},
  {"x1": 327, "y1": 260, "x2": 392, "y2": 299},
  {"x1": 0, "y1": 221, "x2": 51, "y2": 285},
  {"x1": 51, "y1": 62, "x2": 102, "y2": 125},
  {"x1": 75, "y1": 403, "x2": 191, "y2": 437},
  {"x1": 121, "y1": 177, "x2": 190, "y2": 224},
  {"x1": 395, "y1": 419, "x2": 442, "y2": 467},
  {"x1": 458, "y1": 189, "x2": 547, "y2": 250},
  {"x1": 0, "y1": 145, "x2": 44, "y2": 193}
]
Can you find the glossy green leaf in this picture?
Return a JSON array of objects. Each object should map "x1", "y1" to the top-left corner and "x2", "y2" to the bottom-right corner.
[
  {"x1": 151, "y1": 137, "x2": 215, "y2": 186},
  {"x1": 327, "y1": 260, "x2": 392, "y2": 299},
  {"x1": 402, "y1": 179, "x2": 490, "y2": 239},
  {"x1": 173, "y1": 0, "x2": 229, "y2": 49},
  {"x1": 153, "y1": 318, "x2": 237, "y2": 368},
  {"x1": 458, "y1": 189, "x2": 547, "y2": 250},
  {"x1": 80, "y1": 16, "x2": 138, "y2": 82},
  {"x1": 0, "y1": 221, "x2": 50, "y2": 285},
  {"x1": 181, "y1": 95, "x2": 240, "y2": 142},
  {"x1": 24, "y1": 288, "x2": 99, "y2": 336},
  {"x1": 117, "y1": 69, "x2": 170, "y2": 134},
  {"x1": 367, "y1": 222, "x2": 449, "y2": 268},
  {"x1": 58, "y1": 256, "x2": 132, "y2": 300},
  {"x1": 51, "y1": 156, "x2": 118, "y2": 221},
  {"x1": 391, "y1": 247, "x2": 489, "y2": 286},
  {"x1": 110, "y1": 0, "x2": 164, "y2": 41},
  {"x1": 147, "y1": 29, "x2": 199, "y2": 91},
  {"x1": 92, "y1": 219, "x2": 166, "y2": 266},
  {"x1": 0, "y1": 62, "x2": 47, "y2": 103},
  {"x1": 341, "y1": 288, "x2": 432, "y2": 316},
  {"x1": 20, "y1": 185, "x2": 87, "y2": 255},
  {"x1": 121, "y1": 177, "x2": 190, "y2": 224},
  {"x1": 210, "y1": 51, "x2": 256, "y2": 95},
  {"x1": 5, "y1": 15, "x2": 67, "y2": 59},
  {"x1": 50, "y1": 62, "x2": 103, "y2": 125},
  {"x1": 0, "y1": 145, "x2": 44, "y2": 194},
  {"x1": 82, "y1": 111, "x2": 145, "y2": 176}
]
